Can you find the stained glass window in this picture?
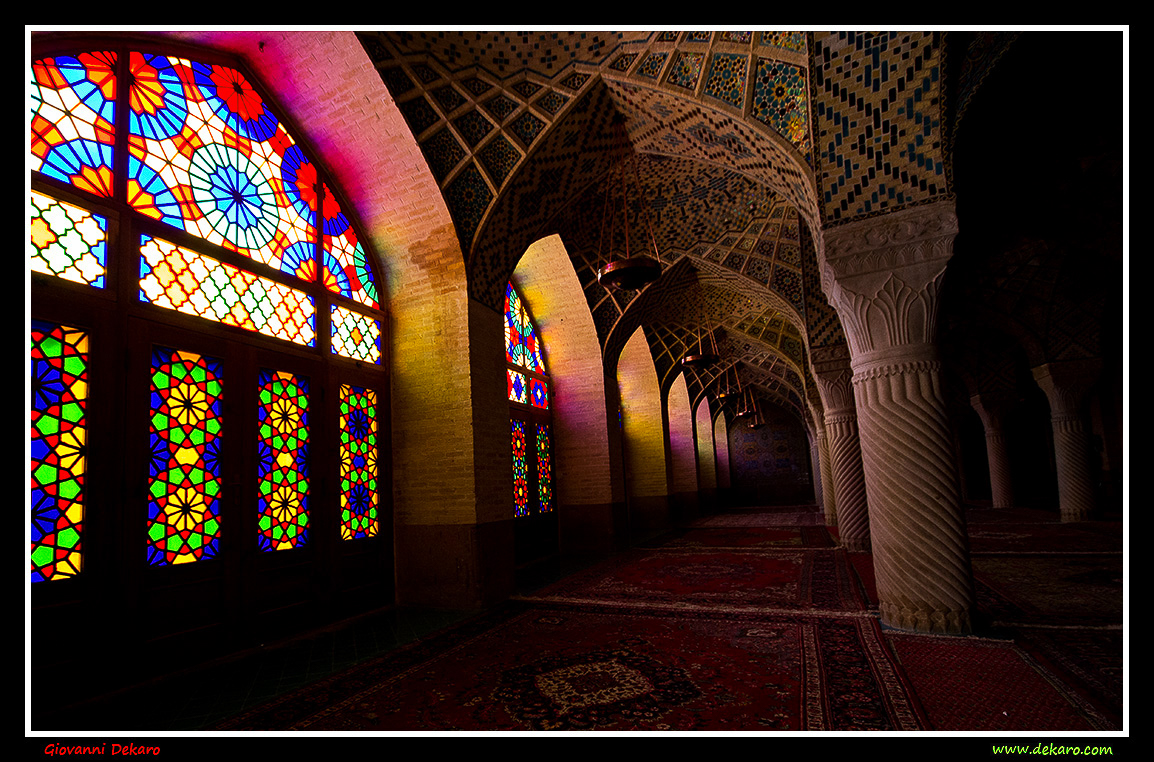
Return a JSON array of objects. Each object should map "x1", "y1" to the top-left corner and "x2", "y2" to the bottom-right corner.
[
  {"x1": 504, "y1": 282, "x2": 552, "y2": 518},
  {"x1": 31, "y1": 320, "x2": 89, "y2": 582},
  {"x1": 147, "y1": 347, "x2": 223, "y2": 566},
  {"x1": 30, "y1": 52, "x2": 117, "y2": 197},
  {"x1": 31, "y1": 41, "x2": 387, "y2": 594},
  {"x1": 536, "y1": 423, "x2": 552, "y2": 514},
  {"x1": 257, "y1": 370, "x2": 309, "y2": 551},
  {"x1": 124, "y1": 52, "x2": 317, "y2": 277},
  {"x1": 512, "y1": 420, "x2": 529, "y2": 517},
  {"x1": 30, "y1": 190, "x2": 108, "y2": 288},
  {"x1": 139, "y1": 234, "x2": 316, "y2": 346},
  {"x1": 330, "y1": 304, "x2": 381, "y2": 364},
  {"x1": 340, "y1": 385, "x2": 378, "y2": 540}
]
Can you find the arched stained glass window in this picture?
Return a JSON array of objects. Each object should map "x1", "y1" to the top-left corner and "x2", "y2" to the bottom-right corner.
[
  {"x1": 504, "y1": 282, "x2": 552, "y2": 518},
  {"x1": 30, "y1": 39, "x2": 388, "y2": 587}
]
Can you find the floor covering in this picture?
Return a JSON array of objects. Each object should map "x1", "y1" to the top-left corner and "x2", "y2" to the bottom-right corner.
[{"x1": 34, "y1": 502, "x2": 1124, "y2": 734}]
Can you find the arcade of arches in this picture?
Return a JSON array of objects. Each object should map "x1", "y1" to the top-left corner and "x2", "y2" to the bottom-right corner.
[{"x1": 29, "y1": 30, "x2": 1125, "y2": 728}]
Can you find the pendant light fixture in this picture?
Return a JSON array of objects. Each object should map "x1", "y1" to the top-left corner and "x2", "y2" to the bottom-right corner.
[
  {"x1": 596, "y1": 116, "x2": 662, "y2": 291},
  {"x1": 681, "y1": 322, "x2": 720, "y2": 368}
]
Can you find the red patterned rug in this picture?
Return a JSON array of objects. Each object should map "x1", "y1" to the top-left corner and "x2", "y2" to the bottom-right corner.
[
  {"x1": 643, "y1": 526, "x2": 835, "y2": 550},
  {"x1": 886, "y1": 632, "x2": 1117, "y2": 731},
  {"x1": 971, "y1": 555, "x2": 1123, "y2": 626},
  {"x1": 518, "y1": 548, "x2": 865, "y2": 614},
  {"x1": 965, "y1": 522, "x2": 1124, "y2": 554},
  {"x1": 214, "y1": 603, "x2": 926, "y2": 732}
]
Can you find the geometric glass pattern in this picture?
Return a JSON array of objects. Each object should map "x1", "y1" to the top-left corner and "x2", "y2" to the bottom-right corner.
[
  {"x1": 321, "y1": 181, "x2": 380, "y2": 309},
  {"x1": 339, "y1": 384, "x2": 378, "y2": 540},
  {"x1": 123, "y1": 52, "x2": 316, "y2": 277},
  {"x1": 530, "y1": 377, "x2": 549, "y2": 410},
  {"x1": 508, "y1": 369, "x2": 528, "y2": 404},
  {"x1": 256, "y1": 369, "x2": 309, "y2": 552},
  {"x1": 30, "y1": 190, "x2": 108, "y2": 288},
  {"x1": 137, "y1": 233, "x2": 318, "y2": 346},
  {"x1": 138, "y1": 234, "x2": 316, "y2": 346},
  {"x1": 31, "y1": 320, "x2": 89, "y2": 582},
  {"x1": 146, "y1": 347, "x2": 223, "y2": 566},
  {"x1": 504, "y1": 281, "x2": 544, "y2": 372},
  {"x1": 535, "y1": 422, "x2": 552, "y2": 514},
  {"x1": 512, "y1": 420, "x2": 528, "y2": 517},
  {"x1": 30, "y1": 52, "x2": 117, "y2": 197},
  {"x1": 330, "y1": 304, "x2": 381, "y2": 364}
]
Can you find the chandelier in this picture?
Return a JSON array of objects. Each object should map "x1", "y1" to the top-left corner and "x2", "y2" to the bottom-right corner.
[{"x1": 596, "y1": 116, "x2": 662, "y2": 291}]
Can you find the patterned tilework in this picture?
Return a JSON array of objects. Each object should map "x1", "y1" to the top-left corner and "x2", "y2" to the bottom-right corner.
[
  {"x1": 668, "y1": 52, "x2": 705, "y2": 91},
  {"x1": 462, "y1": 77, "x2": 493, "y2": 97},
  {"x1": 610, "y1": 52, "x2": 638, "y2": 72},
  {"x1": 432, "y1": 84, "x2": 466, "y2": 113},
  {"x1": 799, "y1": 221, "x2": 845, "y2": 351},
  {"x1": 444, "y1": 164, "x2": 493, "y2": 246},
  {"x1": 412, "y1": 63, "x2": 440, "y2": 84},
  {"x1": 637, "y1": 52, "x2": 668, "y2": 80},
  {"x1": 751, "y1": 58, "x2": 811, "y2": 158},
  {"x1": 760, "y1": 32, "x2": 807, "y2": 53},
  {"x1": 483, "y1": 94, "x2": 520, "y2": 123},
  {"x1": 509, "y1": 110, "x2": 546, "y2": 147},
  {"x1": 378, "y1": 31, "x2": 625, "y2": 79},
  {"x1": 453, "y1": 110, "x2": 495, "y2": 148},
  {"x1": 423, "y1": 127, "x2": 467, "y2": 182},
  {"x1": 398, "y1": 96, "x2": 440, "y2": 138},
  {"x1": 811, "y1": 31, "x2": 949, "y2": 224},
  {"x1": 478, "y1": 135, "x2": 523, "y2": 187},
  {"x1": 704, "y1": 53, "x2": 749, "y2": 109},
  {"x1": 535, "y1": 90, "x2": 569, "y2": 116}
]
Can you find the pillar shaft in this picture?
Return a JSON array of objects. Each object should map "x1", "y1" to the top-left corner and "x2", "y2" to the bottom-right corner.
[
  {"x1": 822, "y1": 200, "x2": 975, "y2": 634},
  {"x1": 814, "y1": 348, "x2": 870, "y2": 551},
  {"x1": 1033, "y1": 361, "x2": 1101, "y2": 522},
  {"x1": 971, "y1": 393, "x2": 1016, "y2": 509}
]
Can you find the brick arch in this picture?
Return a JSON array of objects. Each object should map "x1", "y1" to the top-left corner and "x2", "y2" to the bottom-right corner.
[
  {"x1": 666, "y1": 372, "x2": 698, "y2": 509},
  {"x1": 617, "y1": 325, "x2": 670, "y2": 536},
  {"x1": 512, "y1": 235, "x2": 624, "y2": 552},
  {"x1": 695, "y1": 396, "x2": 718, "y2": 493}
]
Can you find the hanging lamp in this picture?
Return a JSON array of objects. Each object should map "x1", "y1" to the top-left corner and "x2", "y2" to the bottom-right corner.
[
  {"x1": 715, "y1": 366, "x2": 735, "y2": 405},
  {"x1": 596, "y1": 116, "x2": 662, "y2": 291},
  {"x1": 747, "y1": 393, "x2": 766, "y2": 429},
  {"x1": 733, "y1": 376, "x2": 754, "y2": 420},
  {"x1": 680, "y1": 322, "x2": 720, "y2": 368}
]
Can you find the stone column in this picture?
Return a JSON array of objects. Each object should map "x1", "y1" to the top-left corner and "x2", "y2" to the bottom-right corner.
[
  {"x1": 812, "y1": 345, "x2": 870, "y2": 551},
  {"x1": 808, "y1": 427, "x2": 825, "y2": 513},
  {"x1": 822, "y1": 200, "x2": 975, "y2": 634},
  {"x1": 970, "y1": 392, "x2": 1017, "y2": 509},
  {"x1": 1032, "y1": 360, "x2": 1101, "y2": 522}
]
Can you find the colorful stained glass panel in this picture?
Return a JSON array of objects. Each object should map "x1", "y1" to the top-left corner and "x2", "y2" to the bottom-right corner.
[
  {"x1": 138, "y1": 234, "x2": 315, "y2": 346},
  {"x1": 147, "y1": 347, "x2": 223, "y2": 566},
  {"x1": 330, "y1": 305, "x2": 381, "y2": 364},
  {"x1": 507, "y1": 369, "x2": 527, "y2": 404},
  {"x1": 340, "y1": 385, "x2": 378, "y2": 540},
  {"x1": 321, "y1": 182, "x2": 379, "y2": 309},
  {"x1": 512, "y1": 420, "x2": 528, "y2": 517},
  {"x1": 536, "y1": 423, "x2": 552, "y2": 514},
  {"x1": 31, "y1": 52, "x2": 117, "y2": 197},
  {"x1": 504, "y1": 282, "x2": 544, "y2": 372},
  {"x1": 30, "y1": 190, "x2": 108, "y2": 288},
  {"x1": 124, "y1": 52, "x2": 316, "y2": 277},
  {"x1": 31, "y1": 320, "x2": 89, "y2": 582},
  {"x1": 257, "y1": 369, "x2": 309, "y2": 551},
  {"x1": 530, "y1": 377, "x2": 549, "y2": 410}
]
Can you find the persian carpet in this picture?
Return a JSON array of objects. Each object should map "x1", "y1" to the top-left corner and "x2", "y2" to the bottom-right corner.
[
  {"x1": 641, "y1": 526, "x2": 835, "y2": 550},
  {"x1": 886, "y1": 632, "x2": 1117, "y2": 731},
  {"x1": 516, "y1": 547, "x2": 866, "y2": 615},
  {"x1": 971, "y1": 555, "x2": 1123, "y2": 627},
  {"x1": 214, "y1": 602, "x2": 927, "y2": 732}
]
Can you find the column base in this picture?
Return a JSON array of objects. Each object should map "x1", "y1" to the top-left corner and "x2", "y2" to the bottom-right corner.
[{"x1": 879, "y1": 600, "x2": 973, "y2": 635}]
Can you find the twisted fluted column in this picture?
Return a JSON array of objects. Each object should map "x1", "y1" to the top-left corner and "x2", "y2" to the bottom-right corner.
[
  {"x1": 817, "y1": 426, "x2": 836, "y2": 525},
  {"x1": 1032, "y1": 361, "x2": 1101, "y2": 522},
  {"x1": 814, "y1": 348, "x2": 870, "y2": 551},
  {"x1": 822, "y1": 200, "x2": 975, "y2": 634},
  {"x1": 970, "y1": 393, "x2": 1016, "y2": 508}
]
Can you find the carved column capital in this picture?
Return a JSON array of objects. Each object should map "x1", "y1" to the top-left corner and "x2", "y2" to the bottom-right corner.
[
  {"x1": 821, "y1": 201, "x2": 959, "y2": 370},
  {"x1": 1032, "y1": 359, "x2": 1102, "y2": 417}
]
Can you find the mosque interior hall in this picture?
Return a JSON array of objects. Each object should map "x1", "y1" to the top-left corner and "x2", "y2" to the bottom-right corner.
[{"x1": 28, "y1": 29, "x2": 1125, "y2": 733}]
